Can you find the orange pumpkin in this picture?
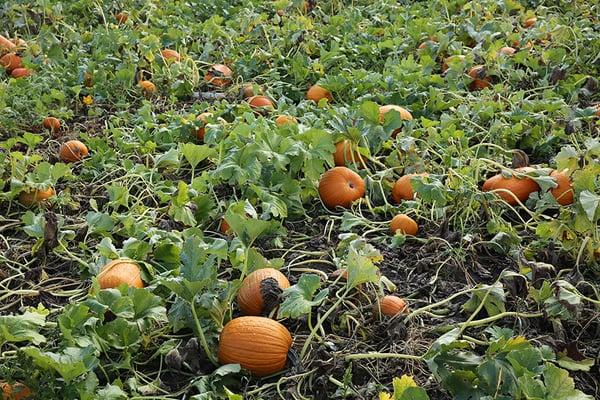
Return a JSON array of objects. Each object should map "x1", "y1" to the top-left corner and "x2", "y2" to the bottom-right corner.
[
  {"x1": 237, "y1": 268, "x2": 290, "y2": 315},
  {"x1": 248, "y1": 95, "x2": 275, "y2": 114},
  {"x1": 218, "y1": 316, "x2": 292, "y2": 376},
  {"x1": 18, "y1": 187, "x2": 56, "y2": 206},
  {"x1": 306, "y1": 84, "x2": 332, "y2": 103},
  {"x1": 139, "y1": 80, "x2": 156, "y2": 94},
  {"x1": 204, "y1": 64, "x2": 233, "y2": 87},
  {"x1": 42, "y1": 117, "x2": 61, "y2": 132},
  {"x1": 0, "y1": 35, "x2": 17, "y2": 54},
  {"x1": 391, "y1": 173, "x2": 428, "y2": 203},
  {"x1": 161, "y1": 49, "x2": 180, "y2": 62},
  {"x1": 524, "y1": 17, "x2": 537, "y2": 28},
  {"x1": 333, "y1": 140, "x2": 364, "y2": 167},
  {"x1": 441, "y1": 55, "x2": 466, "y2": 73},
  {"x1": 219, "y1": 217, "x2": 231, "y2": 235},
  {"x1": 318, "y1": 167, "x2": 365, "y2": 209},
  {"x1": 0, "y1": 381, "x2": 33, "y2": 400},
  {"x1": 275, "y1": 115, "x2": 297, "y2": 126},
  {"x1": 378, "y1": 295, "x2": 409, "y2": 316},
  {"x1": 196, "y1": 112, "x2": 213, "y2": 141},
  {"x1": 97, "y1": 259, "x2": 144, "y2": 289},
  {"x1": 10, "y1": 68, "x2": 32, "y2": 78},
  {"x1": 241, "y1": 83, "x2": 262, "y2": 98},
  {"x1": 593, "y1": 104, "x2": 600, "y2": 117},
  {"x1": 468, "y1": 65, "x2": 491, "y2": 91},
  {"x1": 378, "y1": 105, "x2": 413, "y2": 138},
  {"x1": 0, "y1": 53, "x2": 23, "y2": 72},
  {"x1": 550, "y1": 170, "x2": 574, "y2": 206},
  {"x1": 390, "y1": 214, "x2": 418, "y2": 236},
  {"x1": 498, "y1": 46, "x2": 516, "y2": 56},
  {"x1": 482, "y1": 167, "x2": 539, "y2": 205},
  {"x1": 59, "y1": 140, "x2": 89, "y2": 162},
  {"x1": 115, "y1": 12, "x2": 129, "y2": 24}
]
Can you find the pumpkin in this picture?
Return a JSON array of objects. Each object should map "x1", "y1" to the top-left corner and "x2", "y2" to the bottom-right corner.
[
  {"x1": 0, "y1": 35, "x2": 17, "y2": 54},
  {"x1": 248, "y1": 95, "x2": 275, "y2": 114},
  {"x1": 593, "y1": 104, "x2": 600, "y2": 117},
  {"x1": 390, "y1": 214, "x2": 418, "y2": 236},
  {"x1": 441, "y1": 54, "x2": 466, "y2": 73},
  {"x1": 161, "y1": 49, "x2": 180, "y2": 62},
  {"x1": 237, "y1": 268, "x2": 290, "y2": 315},
  {"x1": 378, "y1": 105, "x2": 413, "y2": 138},
  {"x1": 306, "y1": 84, "x2": 332, "y2": 103},
  {"x1": 0, "y1": 53, "x2": 23, "y2": 72},
  {"x1": 512, "y1": 39, "x2": 534, "y2": 50},
  {"x1": 18, "y1": 187, "x2": 56, "y2": 206},
  {"x1": 219, "y1": 217, "x2": 231, "y2": 235},
  {"x1": 482, "y1": 167, "x2": 539, "y2": 205},
  {"x1": 275, "y1": 115, "x2": 297, "y2": 126},
  {"x1": 59, "y1": 140, "x2": 89, "y2": 162},
  {"x1": 218, "y1": 316, "x2": 292, "y2": 376},
  {"x1": 524, "y1": 17, "x2": 537, "y2": 28},
  {"x1": 115, "y1": 12, "x2": 129, "y2": 23},
  {"x1": 468, "y1": 65, "x2": 491, "y2": 91},
  {"x1": 333, "y1": 140, "x2": 364, "y2": 167},
  {"x1": 391, "y1": 173, "x2": 428, "y2": 203},
  {"x1": 378, "y1": 295, "x2": 409, "y2": 316},
  {"x1": 196, "y1": 112, "x2": 213, "y2": 141},
  {"x1": 11, "y1": 38, "x2": 27, "y2": 50},
  {"x1": 42, "y1": 117, "x2": 61, "y2": 132},
  {"x1": 550, "y1": 170, "x2": 574, "y2": 206},
  {"x1": 11, "y1": 68, "x2": 32, "y2": 78},
  {"x1": 241, "y1": 83, "x2": 262, "y2": 98},
  {"x1": 498, "y1": 46, "x2": 516, "y2": 56},
  {"x1": 417, "y1": 40, "x2": 436, "y2": 50},
  {"x1": 83, "y1": 72, "x2": 94, "y2": 87},
  {"x1": 0, "y1": 381, "x2": 32, "y2": 400},
  {"x1": 318, "y1": 167, "x2": 365, "y2": 209},
  {"x1": 139, "y1": 80, "x2": 156, "y2": 94},
  {"x1": 204, "y1": 64, "x2": 233, "y2": 87},
  {"x1": 97, "y1": 259, "x2": 144, "y2": 289}
]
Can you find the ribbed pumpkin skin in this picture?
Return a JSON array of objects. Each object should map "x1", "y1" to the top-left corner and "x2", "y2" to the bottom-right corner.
[
  {"x1": 0, "y1": 381, "x2": 33, "y2": 400},
  {"x1": 0, "y1": 53, "x2": 22, "y2": 72},
  {"x1": 218, "y1": 316, "x2": 292, "y2": 376},
  {"x1": 391, "y1": 173, "x2": 428, "y2": 203},
  {"x1": 18, "y1": 187, "x2": 56, "y2": 206},
  {"x1": 306, "y1": 85, "x2": 332, "y2": 102},
  {"x1": 550, "y1": 170, "x2": 574, "y2": 206},
  {"x1": 379, "y1": 295, "x2": 409, "y2": 316},
  {"x1": 204, "y1": 64, "x2": 233, "y2": 87},
  {"x1": 379, "y1": 105, "x2": 413, "y2": 138},
  {"x1": 43, "y1": 117, "x2": 61, "y2": 131},
  {"x1": 237, "y1": 268, "x2": 290, "y2": 315},
  {"x1": 390, "y1": 214, "x2": 418, "y2": 236},
  {"x1": 483, "y1": 167, "x2": 539, "y2": 205},
  {"x1": 98, "y1": 259, "x2": 144, "y2": 289},
  {"x1": 248, "y1": 96, "x2": 274, "y2": 113},
  {"x1": 333, "y1": 140, "x2": 363, "y2": 167},
  {"x1": 318, "y1": 167, "x2": 365, "y2": 209},
  {"x1": 275, "y1": 115, "x2": 297, "y2": 126},
  {"x1": 60, "y1": 140, "x2": 88, "y2": 162}
]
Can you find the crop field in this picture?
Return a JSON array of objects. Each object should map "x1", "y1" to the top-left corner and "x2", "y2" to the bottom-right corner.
[{"x1": 1, "y1": 0, "x2": 600, "y2": 399}]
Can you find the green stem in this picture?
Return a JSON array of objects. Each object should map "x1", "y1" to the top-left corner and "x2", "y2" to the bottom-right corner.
[
  {"x1": 457, "y1": 311, "x2": 543, "y2": 329},
  {"x1": 191, "y1": 297, "x2": 218, "y2": 365}
]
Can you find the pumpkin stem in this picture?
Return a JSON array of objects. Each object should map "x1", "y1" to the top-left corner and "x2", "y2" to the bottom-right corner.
[{"x1": 191, "y1": 297, "x2": 218, "y2": 365}]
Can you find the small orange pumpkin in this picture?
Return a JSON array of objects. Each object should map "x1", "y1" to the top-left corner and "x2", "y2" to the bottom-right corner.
[
  {"x1": 97, "y1": 259, "x2": 144, "y2": 289},
  {"x1": 498, "y1": 46, "x2": 516, "y2": 56},
  {"x1": 18, "y1": 187, "x2": 56, "y2": 206},
  {"x1": 42, "y1": 117, "x2": 61, "y2": 132},
  {"x1": 0, "y1": 381, "x2": 33, "y2": 400},
  {"x1": 390, "y1": 214, "x2": 418, "y2": 236},
  {"x1": 482, "y1": 167, "x2": 539, "y2": 205},
  {"x1": 0, "y1": 53, "x2": 23, "y2": 72},
  {"x1": 378, "y1": 295, "x2": 409, "y2": 316},
  {"x1": 204, "y1": 64, "x2": 233, "y2": 88},
  {"x1": 318, "y1": 167, "x2": 365, "y2": 209},
  {"x1": 161, "y1": 49, "x2": 180, "y2": 62},
  {"x1": 241, "y1": 83, "x2": 262, "y2": 98},
  {"x1": 391, "y1": 173, "x2": 428, "y2": 203},
  {"x1": 115, "y1": 12, "x2": 129, "y2": 24},
  {"x1": 306, "y1": 84, "x2": 332, "y2": 103},
  {"x1": 333, "y1": 140, "x2": 364, "y2": 167},
  {"x1": 196, "y1": 112, "x2": 213, "y2": 141},
  {"x1": 59, "y1": 140, "x2": 89, "y2": 162},
  {"x1": 248, "y1": 95, "x2": 275, "y2": 114},
  {"x1": 218, "y1": 316, "x2": 292, "y2": 376},
  {"x1": 441, "y1": 54, "x2": 466, "y2": 73},
  {"x1": 237, "y1": 268, "x2": 290, "y2": 315},
  {"x1": 523, "y1": 17, "x2": 537, "y2": 28},
  {"x1": 468, "y1": 65, "x2": 492, "y2": 91},
  {"x1": 219, "y1": 217, "x2": 231, "y2": 235},
  {"x1": 550, "y1": 170, "x2": 574, "y2": 206},
  {"x1": 378, "y1": 105, "x2": 413, "y2": 138},
  {"x1": 0, "y1": 35, "x2": 17, "y2": 54},
  {"x1": 275, "y1": 115, "x2": 297, "y2": 126},
  {"x1": 139, "y1": 80, "x2": 156, "y2": 94},
  {"x1": 10, "y1": 68, "x2": 32, "y2": 78}
]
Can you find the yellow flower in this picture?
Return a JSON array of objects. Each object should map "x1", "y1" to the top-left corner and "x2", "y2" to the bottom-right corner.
[
  {"x1": 82, "y1": 95, "x2": 93, "y2": 105},
  {"x1": 379, "y1": 392, "x2": 392, "y2": 400}
]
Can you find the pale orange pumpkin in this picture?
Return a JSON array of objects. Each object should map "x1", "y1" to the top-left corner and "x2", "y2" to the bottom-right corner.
[
  {"x1": 139, "y1": 80, "x2": 156, "y2": 94},
  {"x1": 0, "y1": 35, "x2": 17, "y2": 55},
  {"x1": 390, "y1": 214, "x2": 418, "y2": 236},
  {"x1": 498, "y1": 46, "x2": 516, "y2": 56},
  {"x1": 524, "y1": 17, "x2": 537, "y2": 28},
  {"x1": 97, "y1": 259, "x2": 144, "y2": 289},
  {"x1": 241, "y1": 83, "x2": 262, "y2": 98},
  {"x1": 204, "y1": 64, "x2": 233, "y2": 87},
  {"x1": 218, "y1": 316, "x2": 292, "y2": 376},
  {"x1": 550, "y1": 170, "x2": 574, "y2": 206},
  {"x1": 42, "y1": 117, "x2": 61, "y2": 132},
  {"x1": 391, "y1": 173, "x2": 428, "y2": 203},
  {"x1": 333, "y1": 140, "x2": 364, "y2": 167},
  {"x1": 18, "y1": 187, "x2": 56, "y2": 206},
  {"x1": 378, "y1": 295, "x2": 409, "y2": 316},
  {"x1": 318, "y1": 167, "x2": 365, "y2": 209},
  {"x1": 59, "y1": 140, "x2": 89, "y2": 162},
  {"x1": 306, "y1": 84, "x2": 332, "y2": 103},
  {"x1": 161, "y1": 49, "x2": 180, "y2": 62},
  {"x1": 237, "y1": 268, "x2": 290, "y2": 315},
  {"x1": 275, "y1": 115, "x2": 297, "y2": 126},
  {"x1": 482, "y1": 167, "x2": 539, "y2": 205}
]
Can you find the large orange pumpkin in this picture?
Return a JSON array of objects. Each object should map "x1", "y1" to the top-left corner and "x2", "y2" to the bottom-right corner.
[
  {"x1": 482, "y1": 167, "x2": 539, "y2": 205},
  {"x1": 218, "y1": 316, "x2": 292, "y2": 376},
  {"x1": 378, "y1": 105, "x2": 413, "y2": 138},
  {"x1": 204, "y1": 64, "x2": 233, "y2": 87},
  {"x1": 97, "y1": 259, "x2": 144, "y2": 289},
  {"x1": 333, "y1": 140, "x2": 364, "y2": 167},
  {"x1": 161, "y1": 49, "x2": 180, "y2": 62},
  {"x1": 0, "y1": 381, "x2": 32, "y2": 400},
  {"x1": 18, "y1": 187, "x2": 56, "y2": 206},
  {"x1": 390, "y1": 214, "x2": 418, "y2": 236},
  {"x1": 42, "y1": 117, "x2": 61, "y2": 132},
  {"x1": 378, "y1": 295, "x2": 409, "y2": 316},
  {"x1": 237, "y1": 268, "x2": 290, "y2": 315},
  {"x1": 550, "y1": 170, "x2": 574, "y2": 206},
  {"x1": 59, "y1": 140, "x2": 89, "y2": 162},
  {"x1": 11, "y1": 68, "x2": 32, "y2": 78},
  {"x1": 306, "y1": 85, "x2": 332, "y2": 103},
  {"x1": 391, "y1": 173, "x2": 428, "y2": 203},
  {"x1": 0, "y1": 35, "x2": 17, "y2": 54},
  {"x1": 318, "y1": 167, "x2": 365, "y2": 209},
  {"x1": 0, "y1": 53, "x2": 23, "y2": 72},
  {"x1": 248, "y1": 95, "x2": 275, "y2": 114}
]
